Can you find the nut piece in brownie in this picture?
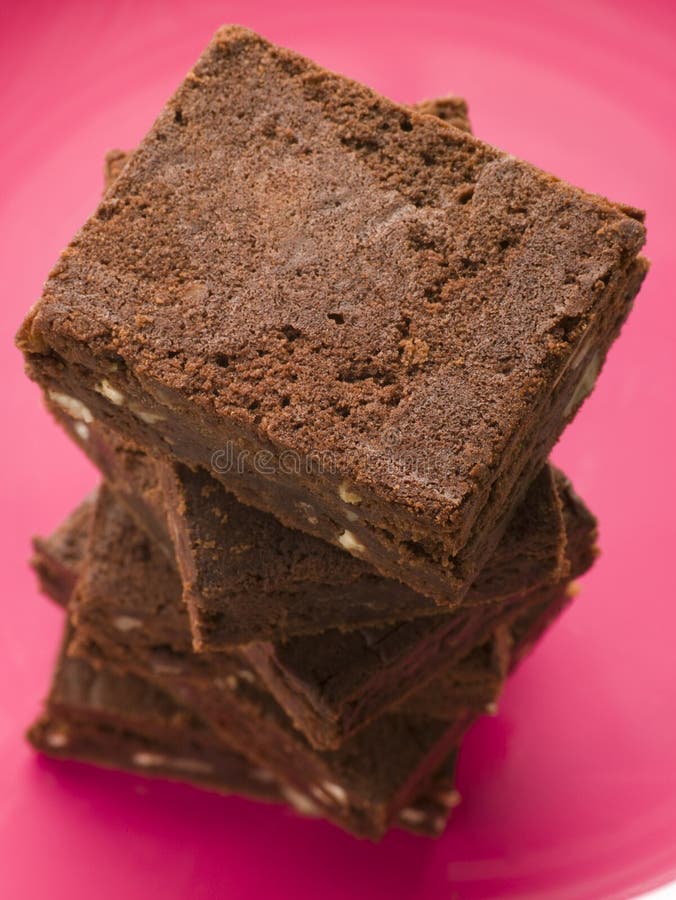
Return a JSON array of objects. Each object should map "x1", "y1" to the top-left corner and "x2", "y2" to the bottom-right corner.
[
  {"x1": 29, "y1": 632, "x2": 462, "y2": 838},
  {"x1": 18, "y1": 25, "x2": 647, "y2": 604}
]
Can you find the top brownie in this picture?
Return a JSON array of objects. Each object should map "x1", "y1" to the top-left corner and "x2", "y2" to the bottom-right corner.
[{"x1": 18, "y1": 26, "x2": 647, "y2": 601}]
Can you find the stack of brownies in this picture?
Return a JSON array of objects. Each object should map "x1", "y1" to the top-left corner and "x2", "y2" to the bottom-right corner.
[{"x1": 17, "y1": 27, "x2": 647, "y2": 840}]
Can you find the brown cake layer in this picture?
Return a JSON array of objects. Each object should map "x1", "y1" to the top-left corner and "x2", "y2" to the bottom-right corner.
[
  {"x1": 50, "y1": 405, "x2": 569, "y2": 656},
  {"x1": 35, "y1": 489, "x2": 506, "y2": 726},
  {"x1": 18, "y1": 26, "x2": 647, "y2": 606},
  {"x1": 42, "y1": 405, "x2": 593, "y2": 750},
  {"x1": 241, "y1": 470, "x2": 595, "y2": 747},
  {"x1": 32, "y1": 487, "x2": 571, "y2": 838},
  {"x1": 28, "y1": 633, "x2": 461, "y2": 838},
  {"x1": 34, "y1": 440, "x2": 591, "y2": 748},
  {"x1": 160, "y1": 459, "x2": 569, "y2": 647}
]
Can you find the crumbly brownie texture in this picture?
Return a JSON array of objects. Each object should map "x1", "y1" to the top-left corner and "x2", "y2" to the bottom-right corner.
[
  {"x1": 100, "y1": 96, "x2": 472, "y2": 194},
  {"x1": 241, "y1": 471, "x2": 595, "y2": 748},
  {"x1": 18, "y1": 25, "x2": 647, "y2": 603},
  {"x1": 29, "y1": 637, "x2": 460, "y2": 838}
]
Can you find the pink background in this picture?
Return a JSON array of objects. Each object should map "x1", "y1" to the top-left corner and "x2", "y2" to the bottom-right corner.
[{"x1": 1, "y1": 1, "x2": 675, "y2": 897}]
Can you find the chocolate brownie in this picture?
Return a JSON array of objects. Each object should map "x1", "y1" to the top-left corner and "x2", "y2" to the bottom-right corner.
[
  {"x1": 160, "y1": 459, "x2": 568, "y2": 647},
  {"x1": 34, "y1": 492, "x2": 515, "y2": 838},
  {"x1": 61, "y1": 487, "x2": 506, "y2": 724},
  {"x1": 48, "y1": 405, "x2": 568, "y2": 648},
  {"x1": 43, "y1": 96, "x2": 474, "y2": 643},
  {"x1": 73, "y1": 479, "x2": 572, "y2": 744},
  {"x1": 32, "y1": 499, "x2": 508, "y2": 724},
  {"x1": 18, "y1": 26, "x2": 647, "y2": 605},
  {"x1": 241, "y1": 471, "x2": 596, "y2": 748},
  {"x1": 39, "y1": 490, "x2": 579, "y2": 832},
  {"x1": 29, "y1": 634, "x2": 461, "y2": 838}
]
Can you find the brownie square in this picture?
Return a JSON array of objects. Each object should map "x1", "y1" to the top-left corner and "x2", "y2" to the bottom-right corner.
[
  {"x1": 159, "y1": 458, "x2": 568, "y2": 648},
  {"x1": 40, "y1": 95, "x2": 568, "y2": 651},
  {"x1": 18, "y1": 26, "x2": 647, "y2": 604}
]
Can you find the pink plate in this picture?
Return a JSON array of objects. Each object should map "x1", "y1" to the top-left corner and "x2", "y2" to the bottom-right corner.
[{"x1": 1, "y1": 1, "x2": 675, "y2": 897}]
